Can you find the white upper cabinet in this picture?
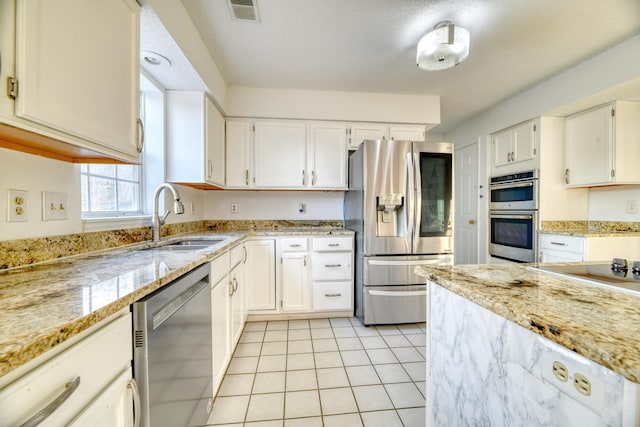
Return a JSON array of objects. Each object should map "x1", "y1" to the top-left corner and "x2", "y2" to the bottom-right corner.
[
  {"x1": 348, "y1": 123, "x2": 425, "y2": 150},
  {"x1": 0, "y1": 0, "x2": 141, "y2": 163},
  {"x1": 227, "y1": 119, "x2": 347, "y2": 190},
  {"x1": 226, "y1": 119, "x2": 254, "y2": 188},
  {"x1": 166, "y1": 91, "x2": 225, "y2": 188},
  {"x1": 564, "y1": 101, "x2": 640, "y2": 187},
  {"x1": 389, "y1": 124, "x2": 426, "y2": 142},
  {"x1": 307, "y1": 123, "x2": 348, "y2": 189},
  {"x1": 254, "y1": 121, "x2": 307, "y2": 188},
  {"x1": 491, "y1": 121, "x2": 537, "y2": 174}
]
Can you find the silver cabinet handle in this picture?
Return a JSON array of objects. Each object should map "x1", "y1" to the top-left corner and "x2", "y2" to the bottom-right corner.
[
  {"x1": 233, "y1": 277, "x2": 239, "y2": 292},
  {"x1": 324, "y1": 293, "x2": 342, "y2": 297},
  {"x1": 21, "y1": 376, "x2": 81, "y2": 427},
  {"x1": 550, "y1": 241, "x2": 568, "y2": 246},
  {"x1": 243, "y1": 246, "x2": 248, "y2": 264},
  {"x1": 304, "y1": 256, "x2": 307, "y2": 267},
  {"x1": 289, "y1": 244, "x2": 302, "y2": 248},
  {"x1": 302, "y1": 170, "x2": 306, "y2": 186},
  {"x1": 312, "y1": 170, "x2": 316, "y2": 186},
  {"x1": 136, "y1": 118, "x2": 145, "y2": 153},
  {"x1": 511, "y1": 151, "x2": 515, "y2": 161},
  {"x1": 328, "y1": 243, "x2": 340, "y2": 247},
  {"x1": 564, "y1": 168, "x2": 570, "y2": 185},
  {"x1": 245, "y1": 169, "x2": 249, "y2": 186},
  {"x1": 229, "y1": 280, "x2": 234, "y2": 296},
  {"x1": 207, "y1": 160, "x2": 213, "y2": 178},
  {"x1": 324, "y1": 264, "x2": 342, "y2": 268},
  {"x1": 128, "y1": 378, "x2": 141, "y2": 427}
]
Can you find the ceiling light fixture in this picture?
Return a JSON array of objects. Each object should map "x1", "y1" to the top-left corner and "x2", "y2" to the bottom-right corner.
[
  {"x1": 140, "y1": 51, "x2": 172, "y2": 69},
  {"x1": 416, "y1": 20, "x2": 470, "y2": 71}
]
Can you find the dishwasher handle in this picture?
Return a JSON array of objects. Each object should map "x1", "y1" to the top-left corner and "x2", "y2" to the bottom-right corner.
[{"x1": 152, "y1": 279, "x2": 209, "y2": 330}]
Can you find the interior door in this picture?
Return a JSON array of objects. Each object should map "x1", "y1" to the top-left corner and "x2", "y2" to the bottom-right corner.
[{"x1": 454, "y1": 143, "x2": 479, "y2": 264}]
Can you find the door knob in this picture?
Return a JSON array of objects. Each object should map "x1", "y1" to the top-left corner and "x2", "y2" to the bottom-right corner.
[{"x1": 469, "y1": 219, "x2": 476, "y2": 225}]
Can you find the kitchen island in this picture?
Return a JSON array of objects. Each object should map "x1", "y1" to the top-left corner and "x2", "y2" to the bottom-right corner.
[{"x1": 418, "y1": 263, "x2": 640, "y2": 427}]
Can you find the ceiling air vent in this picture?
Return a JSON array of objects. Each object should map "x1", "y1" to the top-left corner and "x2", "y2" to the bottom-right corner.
[{"x1": 228, "y1": 0, "x2": 260, "y2": 22}]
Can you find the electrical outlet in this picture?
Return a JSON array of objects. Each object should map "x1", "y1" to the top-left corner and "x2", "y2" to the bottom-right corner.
[
  {"x1": 626, "y1": 200, "x2": 638, "y2": 214},
  {"x1": 7, "y1": 189, "x2": 28, "y2": 222},
  {"x1": 42, "y1": 191, "x2": 68, "y2": 221},
  {"x1": 231, "y1": 203, "x2": 238, "y2": 214}
]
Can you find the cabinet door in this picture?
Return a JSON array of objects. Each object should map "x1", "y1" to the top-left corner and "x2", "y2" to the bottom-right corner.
[
  {"x1": 492, "y1": 130, "x2": 512, "y2": 168},
  {"x1": 349, "y1": 123, "x2": 388, "y2": 149},
  {"x1": 281, "y1": 252, "x2": 310, "y2": 311},
  {"x1": 211, "y1": 274, "x2": 230, "y2": 393},
  {"x1": 254, "y1": 121, "x2": 307, "y2": 188},
  {"x1": 14, "y1": 0, "x2": 140, "y2": 161},
  {"x1": 308, "y1": 123, "x2": 347, "y2": 189},
  {"x1": 389, "y1": 125, "x2": 425, "y2": 142},
  {"x1": 206, "y1": 97, "x2": 225, "y2": 186},
  {"x1": 230, "y1": 269, "x2": 243, "y2": 346},
  {"x1": 565, "y1": 104, "x2": 613, "y2": 186},
  {"x1": 226, "y1": 120, "x2": 253, "y2": 188},
  {"x1": 512, "y1": 122, "x2": 536, "y2": 164},
  {"x1": 68, "y1": 369, "x2": 134, "y2": 427},
  {"x1": 246, "y1": 239, "x2": 276, "y2": 311}
]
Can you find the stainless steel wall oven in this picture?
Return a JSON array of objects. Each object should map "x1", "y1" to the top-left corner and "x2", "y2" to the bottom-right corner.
[{"x1": 489, "y1": 170, "x2": 538, "y2": 263}]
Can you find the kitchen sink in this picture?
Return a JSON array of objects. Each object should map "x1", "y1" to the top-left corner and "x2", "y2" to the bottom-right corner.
[
  {"x1": 141, "y1": 238, "x2": 225, "y2": 251},
  {"x1": 170, "y1": 239, "x2": 225, "y2": 246}
]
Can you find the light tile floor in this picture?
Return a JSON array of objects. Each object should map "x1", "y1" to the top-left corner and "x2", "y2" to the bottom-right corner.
[{"x1": 205, "y1": 318, "x2": 426, "y2": 427}]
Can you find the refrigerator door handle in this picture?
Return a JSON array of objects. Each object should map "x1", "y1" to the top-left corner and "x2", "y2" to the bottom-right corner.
[
  {"x1": 406, "y1": 151, "x2": 415, "y2": 247},
  {"x1": 413, "y1": 150, "x2": 422, "y2": 253},
  {"x1": 368, "y1": 289, "x2": 427, "y2": 297},
  {"x1": 368, "y1": 258, "x2": 452, "y2": 266}
]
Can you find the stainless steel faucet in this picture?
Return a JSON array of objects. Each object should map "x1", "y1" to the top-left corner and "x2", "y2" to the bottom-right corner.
[{"x1": 152, "y1": 183, "x2": 185, "y2": 242}]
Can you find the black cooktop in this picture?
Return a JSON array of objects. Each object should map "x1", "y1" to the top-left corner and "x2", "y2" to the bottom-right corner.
[{"x1": 532, "y1": 259, "x2": 640, "y2": 296}]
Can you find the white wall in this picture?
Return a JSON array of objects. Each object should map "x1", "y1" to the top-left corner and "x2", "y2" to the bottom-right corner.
[
  {"x1": 0, "y1": 148, "x2": 82, "y2": 240},
  {"x1": 204, "y1": 191, "x2": 344, "y2": 220},
  {"x1": 588, "y1": 186, "x2": 640, "y2": 222},
  {"x1": 445, "y1": 34, "x2": 640, "y2": 226},
  {"x1": 226, "y1": 86, "x2": 440, "y2": 125}
]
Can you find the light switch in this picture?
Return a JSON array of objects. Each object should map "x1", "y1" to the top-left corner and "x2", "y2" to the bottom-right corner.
[{"x1": 42, "y1": 191, "x2": 68, "y2": 221}]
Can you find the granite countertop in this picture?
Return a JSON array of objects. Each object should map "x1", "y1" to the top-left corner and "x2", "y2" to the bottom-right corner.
[
  {"x1": 538, "y1": 229, "x2": 640, "y2": 238},
  {"x1": 417, "y1": 263, "x2": 640, "y2": 383},
  {"x1": 0, "y1": 228, "x2": 353, "y2": 380}
]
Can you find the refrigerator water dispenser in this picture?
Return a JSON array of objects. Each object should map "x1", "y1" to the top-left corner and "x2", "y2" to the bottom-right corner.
[{"x1": 376, "y1": 193, "x2": 404, "y2": 237}]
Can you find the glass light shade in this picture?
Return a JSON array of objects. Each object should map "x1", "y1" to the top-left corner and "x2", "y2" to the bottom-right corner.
[{"x1": 416, "y1": 22, "x2": 470, "y2": 70}]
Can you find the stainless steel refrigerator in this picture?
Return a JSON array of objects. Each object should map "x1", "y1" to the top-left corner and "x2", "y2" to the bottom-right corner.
[{"x1": 345, "y1": 139, "x2": 454, "y2": 325}]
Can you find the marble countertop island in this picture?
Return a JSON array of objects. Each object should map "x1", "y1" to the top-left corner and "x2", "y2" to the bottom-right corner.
[
  {"x1": 0, "y1": 228, "x2": 353, "y2": 381},
  {"x1": 417, "y1": 263, "x2": 640, "y2": 383}
]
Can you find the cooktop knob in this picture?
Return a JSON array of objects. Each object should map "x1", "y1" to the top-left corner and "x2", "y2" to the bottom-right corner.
[{"x1": 611, "y1": 258, "x2": 628, "y2": 272}]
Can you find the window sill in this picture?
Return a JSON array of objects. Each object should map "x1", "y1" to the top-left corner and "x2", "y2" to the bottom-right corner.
[{"x1": 82, "y1": 215, "x2": 151, "y2": 232}]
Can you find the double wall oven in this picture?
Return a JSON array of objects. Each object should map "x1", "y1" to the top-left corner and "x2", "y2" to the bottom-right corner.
[{"x1": 489, "y1": 170, "x2": 538, "y2": 263}]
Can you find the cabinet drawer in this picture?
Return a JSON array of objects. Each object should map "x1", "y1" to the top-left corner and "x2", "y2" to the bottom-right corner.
[
  {"x1": 210, "y1": 251, "x2": 230, "y2": 285},
  {"x1": 312, "y1": 237, "x2": 353, "y2": 251},
  {"x1": 539, "y1": 234, "x2": 584, "y2": 253},
  {"x1": 312, "y1": 252, "x2": 352, "y2": 280},
  {"x1": 281, "y1": 238, "x2": 308, "y2": 251},
  {"x1": 313, "y1": 282, "x2": 352, "y2": 310},
  {"x1": 230, "y1": 244, "x2": 245, "y2": 268},
  {"x1": 0, "y1": 313, "x2": 132, "y2": 426}
]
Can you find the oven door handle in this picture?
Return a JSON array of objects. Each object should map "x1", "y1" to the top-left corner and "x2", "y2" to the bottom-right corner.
[
  {"x1": 490, "y1": 214, "x2": 534, "y2": 220},
  {"x1": 490, "y1": 181, "x2": 534, "y2": 191}
]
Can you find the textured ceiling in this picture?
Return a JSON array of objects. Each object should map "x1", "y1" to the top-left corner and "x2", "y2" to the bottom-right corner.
[{"x1": 148, "y1": 0, "x2": 640, "y2": 133}]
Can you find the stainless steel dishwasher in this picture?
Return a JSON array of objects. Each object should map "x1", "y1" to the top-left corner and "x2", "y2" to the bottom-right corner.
[{"x1": 132, "y1": 263, "x2": 212, "y2": 427}]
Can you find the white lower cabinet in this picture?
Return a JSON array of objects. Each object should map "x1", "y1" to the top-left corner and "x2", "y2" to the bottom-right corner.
[
  {"x1": 0, "y1": 312, "x2": 134, "y2": 427},
  {"x1": 229, "y1": 244, "x2": 247, "y2": 346},
  {"x1": 68, "y1": 368, "x2": 135, "y2": 427},
  {"x1": 539, "y1": 234, "x2": 640, "y2": 263},
  {"x1": 280, "y1": 238, "x2": 310, "y2": 312},
  {"x1": 245, "y1": 239, "x2": 277, "y2": 311},
  {"x1": 311, "y1": 237, "x2": 353, "y2": 311},
  {"x1": 211, "y1": 251, "x2": 231, "y2": 396}
]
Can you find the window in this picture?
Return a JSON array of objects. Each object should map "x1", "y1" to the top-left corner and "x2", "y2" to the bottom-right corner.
[{"x1": 81, "y1": 164, "x2": 143, "y2": 216}]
